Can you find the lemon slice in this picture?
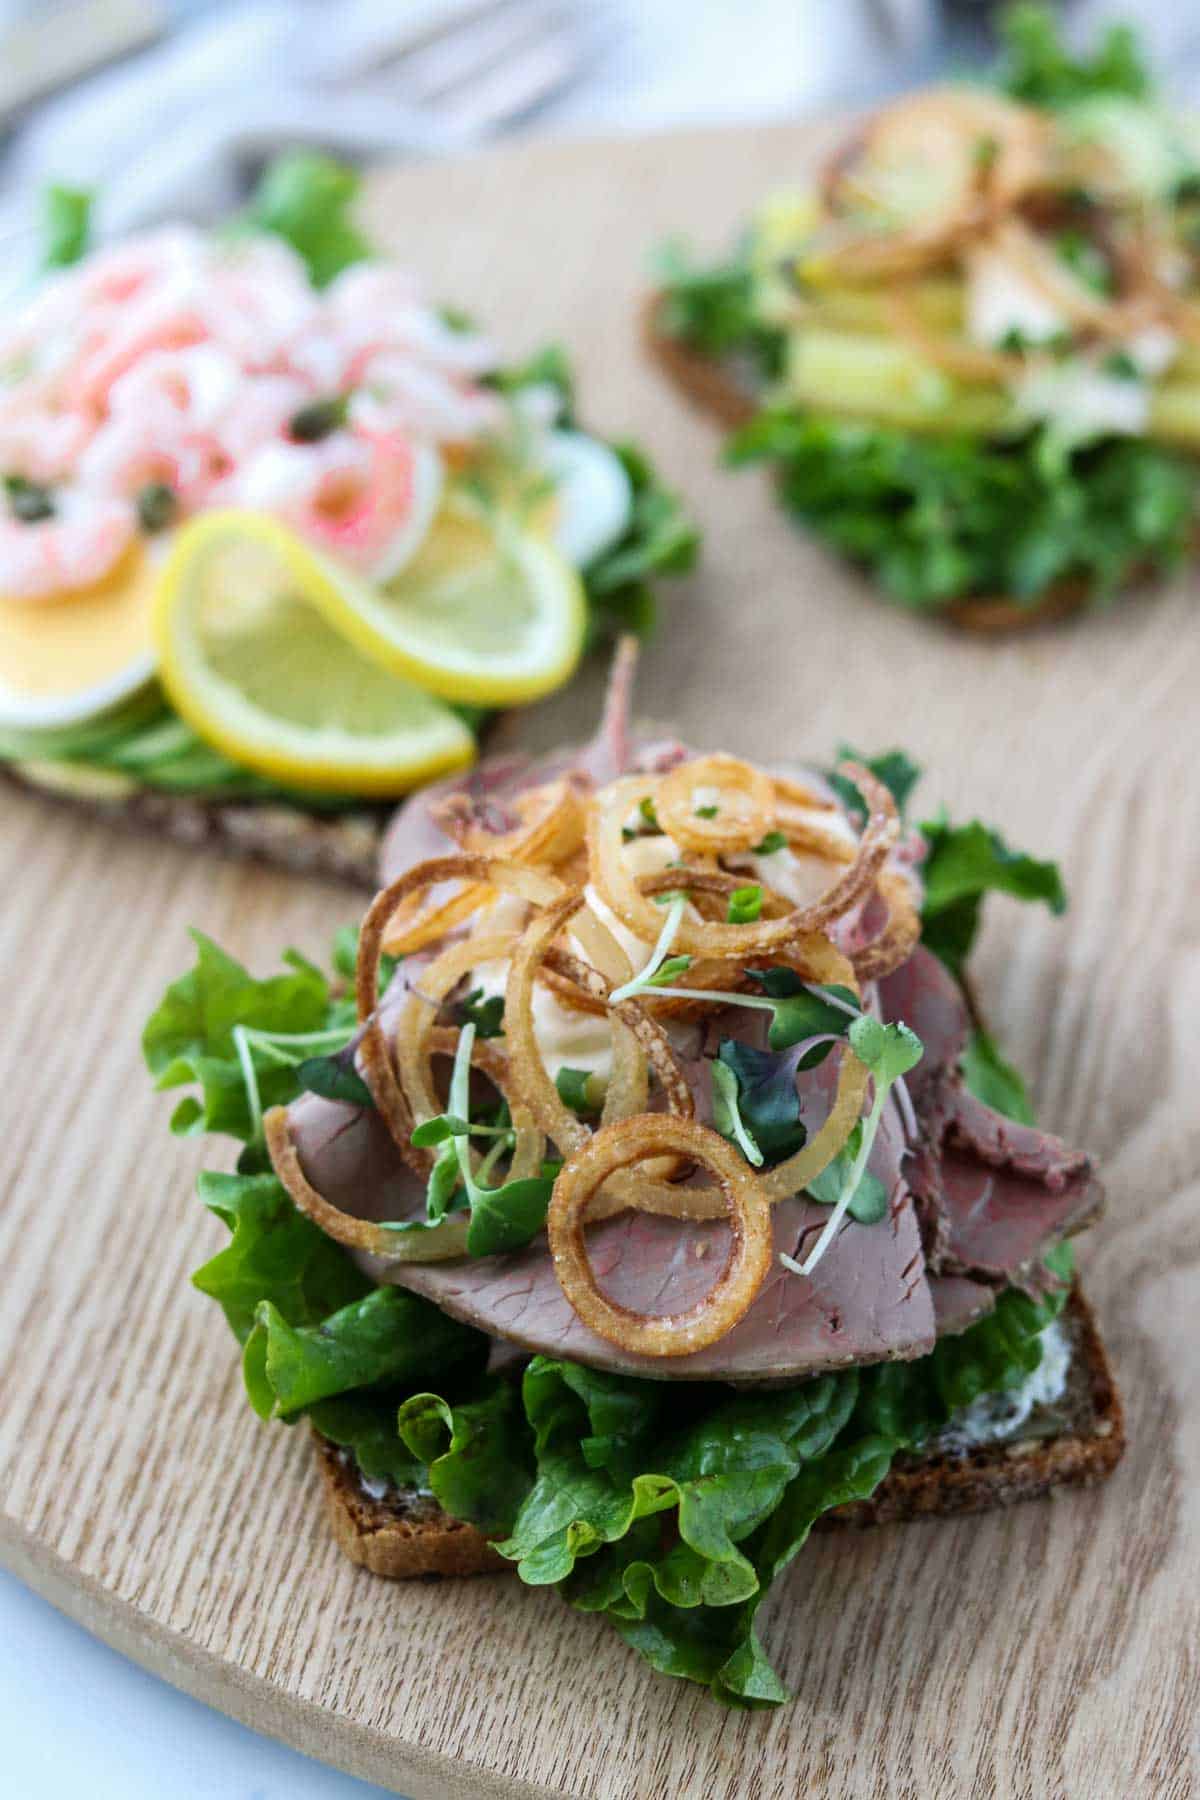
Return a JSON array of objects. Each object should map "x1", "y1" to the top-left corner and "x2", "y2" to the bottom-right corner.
[
  {"x1": 0, "y1": 548, "x2": 157, "y2": 730},
  {"x1": 154, "y1": 512, "x2": 475, "y2": 794},
  {"x1": 326, "y1": 501, "x2": 587, "y2": 706}
]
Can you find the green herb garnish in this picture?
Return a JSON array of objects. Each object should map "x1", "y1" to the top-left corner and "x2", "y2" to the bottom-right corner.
[
  {"x1": 781, "y1": 1016, "x2": 922, "y2": 1277},
  {"x1": 727, "y1": 884, "x2": 762, "y2": 924}
]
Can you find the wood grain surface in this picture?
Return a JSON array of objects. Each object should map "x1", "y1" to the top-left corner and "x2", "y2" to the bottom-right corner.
[{"x1": 2, "y1": 123, "x2": 1199, "y2": 1800}]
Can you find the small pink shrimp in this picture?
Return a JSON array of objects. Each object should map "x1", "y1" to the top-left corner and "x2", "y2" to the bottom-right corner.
[
  {"x1": 107, "y1": 343, "x2": 242, "y2": 433},
  {"x1": 326, "y1": 265, "x2": 497, "y2": 372},
  {"x1": 0, "y1": 489, "x2": 135, "y2": 601},
  {"x1": 0, "y1": 404, "x2": 95, "y2": 484},
  {"x1": 78, "y1": 409, "x2": 231, "y2": 512},
  {"x1": 77, "y1": 225, "x2": 208, "y2": 308},
  {"x1": 349, "y1": 349, "x2": 501, "y2": 445},
  {"x1": 72, "y1": 285, "x2": 211, "y2": 413},
  {"x1": 78, "y1": 345, "x2": 247, "y2": 508},
  {"x1": 227, "y1": 427, "x2": 436, "y2": 581},
  {"x1": 199, "y1": 237, "x2": 319, "y2": 372}
]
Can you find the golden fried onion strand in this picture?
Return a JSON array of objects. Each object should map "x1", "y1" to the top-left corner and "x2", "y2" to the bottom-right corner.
[{"x1": 546, "y1": 1114, "x2": 774, "y2": 1356}]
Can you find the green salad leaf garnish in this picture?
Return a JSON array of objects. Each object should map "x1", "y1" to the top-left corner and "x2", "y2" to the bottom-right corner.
[
  {"x1": 919, "y1": 812, "x2": 1066, "y2": 976},
  {"x1": 725, "y1": 413, "x2": 1195, "y2": 613},
  {"x1": 243, "y1": 151, "x2": 371, "y2": 287},
  {"x1": 994, "y1": 3, "x2": 1150, "y2": 108}
]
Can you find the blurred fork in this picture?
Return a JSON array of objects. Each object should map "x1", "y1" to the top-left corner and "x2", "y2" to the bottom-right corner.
[
  {"x1": 293, "y1": 0, "x2": 610, "y2": 141},
  {"x1": 0, "y1": 0, "x2": 608, "y2": 255}
]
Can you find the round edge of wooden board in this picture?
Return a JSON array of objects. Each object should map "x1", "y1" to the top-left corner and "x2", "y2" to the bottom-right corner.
[{"x1": 0, "y1": 1516, "x2": 552, "y2": 1800}]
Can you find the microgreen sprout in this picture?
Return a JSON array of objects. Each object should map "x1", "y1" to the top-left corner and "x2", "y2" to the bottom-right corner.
[
  {"x1": 780, "y1": 1017, "x2": 922, "y2": 1280},
  {"x1": 710, "y1": 1060, "x2": 764, "y2": 1166},
  {"x1": 622, "y1": 969, "x2": 860, "y2": 1052},
  {"x1": 609, "y1": 894, "x2": 692, "y2": 1003},
  {"x1": 410, "y1": 1024, "x2": 556, "y2": 1256},
  {"x1": 232, "y1": 1023, "x2": 358, "y2": 1143}
]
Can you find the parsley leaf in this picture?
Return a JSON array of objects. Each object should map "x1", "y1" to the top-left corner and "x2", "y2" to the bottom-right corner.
[
  {"x1": 726, "y1": 414, "x2": 1195, "y2": 613},
  {"x1": 919, "y1": 815, "x2": 1066, "y2": 976},
  {"x1": 243, "y1": 152, "x2": 370, "y2": 287},
  {"x1": 995, "y1": 4, "x2": 1150, "y2": 109}
]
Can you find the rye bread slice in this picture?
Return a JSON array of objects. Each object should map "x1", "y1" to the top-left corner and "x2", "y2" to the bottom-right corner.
[
  {"x1": 641, "y1": 290, "x2": 1091, "y2": 636},
  {"x1": 313, "y1": 1288, "x2": 1123, "y2": 1581},
  {"x1": 3, "y1": 763, "x2": 384, "y2": 889}
]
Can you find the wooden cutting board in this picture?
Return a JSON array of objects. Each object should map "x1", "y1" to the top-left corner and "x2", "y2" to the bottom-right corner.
[{"x1": 2, "y1": 124, "x2": 1198, "y2": 1800}]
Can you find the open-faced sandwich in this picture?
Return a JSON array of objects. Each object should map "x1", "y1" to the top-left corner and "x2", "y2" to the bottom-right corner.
[
  {"x1": 648, "y1": 6, "x2": 1200, "y2": 629},
  {"x1": 143, "y1": 644, "x2": 1123, "y2": 1707},
  {"x1": 1, "y1": 157, "x2": 695, "y2": 883}
]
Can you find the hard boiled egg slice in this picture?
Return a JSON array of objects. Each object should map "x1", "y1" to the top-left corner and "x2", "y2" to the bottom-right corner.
[
  {"x1": 539, "y1": 430, "x2": 633, "y2": 569},
  {"x1": 0, "y1": 548, "x2": 158, "y2": 730}
]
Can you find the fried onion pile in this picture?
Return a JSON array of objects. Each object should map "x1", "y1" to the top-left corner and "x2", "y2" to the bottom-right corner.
[{"x1": 267, "y1": 755, "x2": 919, "y2": 1358}]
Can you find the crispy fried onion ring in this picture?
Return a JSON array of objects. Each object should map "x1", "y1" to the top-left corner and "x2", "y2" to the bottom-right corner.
[
  {"x1": 627, "y1": 874, "x2": 872, "y2": 1204},
  {"x1": 772, "y1": 773, "x2": 837, "y2": 813},
  {"x1": 632, "y1": 866, "x2": 792, "y2": 1017},
  {"x1": 264, "y1": 1106, "x2": 469, "y2": 1261},
  {"x1": 590, "y1": 762, "x2": 898, "y2": 958},
  {"x1": 505, "y1": 891, "x2": 694, "y2": 1160},
  {"x1": 989, "y1": 217, "x2": 1159, "y2": 340},
  {"x1": 554, "y1": 891, "x2": 869, "y2": 1218},
  {"x1": 356, "y1": 855, "x2": 565, "y2": 1169},
  {"x1": 850, "y1": 868, "x2": 923, "y2": 982},
  {"x1": 816, "y1": 87, "x2": 1054, "y2": 282},
  {"x1": 381, "y1": 783, "x2": 585, "y2": 956},
  {"x1": 547, "y1": 1116, "x2": 774, "y2": 1356},
  {"x1": 264, "y1": 1031, "x2": 538, "y2": 1265},
  {"x1": 655, "y1": 753, "x2": 776, "y2": 854},
  {"x1": 435, "y1": 775, "x2": 587, "y2": 865}
]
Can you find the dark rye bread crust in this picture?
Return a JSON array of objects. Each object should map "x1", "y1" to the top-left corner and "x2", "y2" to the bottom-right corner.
[
  {"x1": 2, "y1": 763, "x2": 383, "y2": 889},
  {"x1": 314, "y1": 1289, "x2": 1124, "y2": 1581},
  {"x1": 641, "y1": 291, "x2": 1092, "y2": 635}
]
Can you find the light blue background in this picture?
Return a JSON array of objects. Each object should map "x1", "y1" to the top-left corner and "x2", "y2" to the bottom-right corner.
[{"x1": 0, "y1": 1572, "x2": 393, "y2": 1800}]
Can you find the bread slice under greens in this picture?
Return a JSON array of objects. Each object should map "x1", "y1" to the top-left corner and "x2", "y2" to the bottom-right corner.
[{"x1": 315, "y1": 1288, "x2": 1123, "y2": 1580}]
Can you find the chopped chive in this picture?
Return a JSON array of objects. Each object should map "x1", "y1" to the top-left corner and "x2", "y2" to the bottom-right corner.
[{"x1": 727, "y1": 884, "x2": 763, "y2": 924}]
